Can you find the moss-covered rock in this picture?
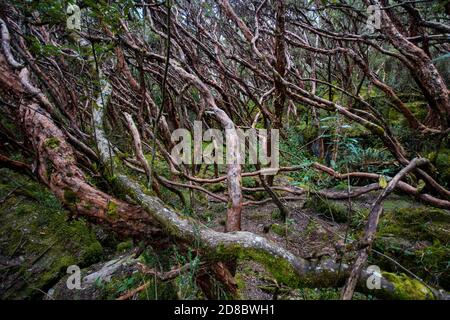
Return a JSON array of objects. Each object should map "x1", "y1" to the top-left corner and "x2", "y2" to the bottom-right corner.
[
  {"x1": 378, "y1": 207, "x2": 450, "y2": 243},
  {"x1": 374, "y1": 207, "x2": 450, "y2": 290}
]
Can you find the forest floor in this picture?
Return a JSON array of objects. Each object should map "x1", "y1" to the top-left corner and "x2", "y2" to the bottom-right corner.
[{"x1": 0, "y1": 167, "x2": 448, "y2": 300}]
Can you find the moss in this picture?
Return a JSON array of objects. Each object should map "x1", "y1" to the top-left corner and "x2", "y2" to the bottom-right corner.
[
  {"x1": 374, "y1": 206, "x2": 450, "y2": 290},
  {"x1": 242, "y1": 249, "x2": 304, "y2": 288},
  {"x1": 44, "y1": 137, "x2": 60, "y2": 149},
  {"x1": 116, "y1": 240, "x2": 134, "y2": 253},
  {"x1": 305, "y1": 197, "x2": 350, "y2": 223},
  {"x1": 63, "y1": 188, "x2": 79, "y2": 205},
  {"x1": 404, "y1": 101, "x2": 428, "y2": 121},
  {"x1": 242, "y1": 177, "x2": 256, "y2": 188},
  {"x1": 207, "y1": 183, "x2": 226, "y2": 193},
  {"x1": 214, "y1": 244, "x2": 302, "y2": 288},
  {"x1": 235, "y1": 273, "x2": 246, "y2": 293},
  {"x1": 0, "y1": 168, "x2": 103, "y2": 299},
  {"x1": 253, "y1": 191, "x2": 266, "y2": 200},
  {"x1": 82, "y1": 242, "x2": 104, "y2": 265},
  {"x1": 382, "y1": 272, "x2": 434, "y2": 300},
  {"x1": 271, "y1": 209, "x2": 282, "y2": 220},
  {"x1": 428, "y1": 148, "x2": 450, "y2": 187},
  {"x1": 378, "y1": 207, "x2": 450, "y2": 243},
  {"x1": 271, "y1": 223, "x2": 290, "y2": 236},
  {"x1": 382, "y1": 198, "x2": 413, "y2": 211},
  {"x1": 106, "y1": 200, "x2": 119, "y2": 219},
  {"x1": 367, "y1": 123, "x2": 385, "y2": 136}
]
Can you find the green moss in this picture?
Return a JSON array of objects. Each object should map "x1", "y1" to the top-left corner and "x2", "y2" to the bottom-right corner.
[
  {"x1": 271, "y1": 223, "x2": 290, "y2": 236},
  {"x1": 214, "y1": 244, "x2": 302, "y2": 288},
  {"x1": 382, "y1": 272, "x2": 434, "y2": 300},
  {"x1": 428, "y1": 148, "x2": 450, "y2": 187},
  {"x1": 207, "y1": 183, "x2": 226, "y2": 193},
  {"x1": 44, "y1": 137, "x2": 60, "y2": 149},
  {"x1": 232, "y1": 271, "x2": 249, "y2": 299},
  {"x1": 82, "y1": 242, "x2": 104, "y2": 265},
  {"x1": 0, "y1": 168, "x2": 103, "y2": 299},
  {"x1": 271, "y1": 209, "x2": 282, "y2": 220},
  {"x1": 378, "y1": 207, "x2": 450, "y2": 243},
  {"x1": 242, "y1": 177, "x2": 256, "y2": 188},
  {"x1": 253, "y1": 191, "x2": 266, "y2": 200},
  {"x1": 106, "y1": 200, "x2": 119, "y2": 219},
  {"x1": 405, "y1": 101, "x2": 428, "y2": 121},
  {"x1": 63, "y1": 188, "x2": 79, "y2": 205},
  {"x1": 243, "y1": 249, "x2": 301, "y2": 288},
  {"x1": 305, "y1": 197, "x2": 351, "y2": 223},
  {"x1": 367, "y1": 123, "x2": 385, "y2": 136},
  {"x1": 382, "y1": 198, "x2": 413, "y2": 211},
  {"x1": 116, "y1": 240, "x2": 134, "y2": 253},
  {"x1": 374, "y1": 206, "x2": 450, "y2": 290}
]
